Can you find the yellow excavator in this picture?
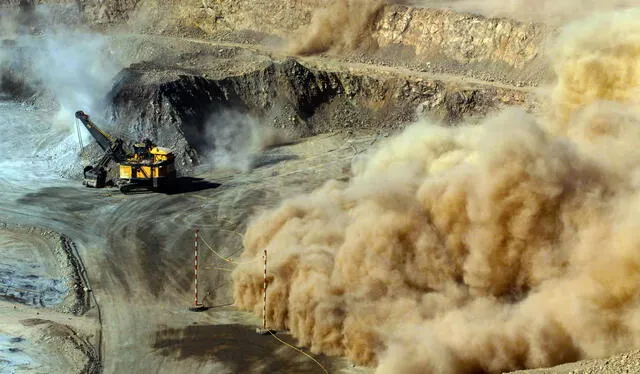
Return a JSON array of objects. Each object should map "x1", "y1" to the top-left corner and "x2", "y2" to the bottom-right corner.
[{"x1": 75, "y1": 110, "x2": 176, "y2": 194}]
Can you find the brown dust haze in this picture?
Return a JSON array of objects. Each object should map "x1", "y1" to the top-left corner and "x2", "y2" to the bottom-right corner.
[
  {"x1": 287, "y1": 0, "x2": 388, "y2": 55},
  {"x1": 234, "y1": 9, "x2": 640, "y2": 374}
]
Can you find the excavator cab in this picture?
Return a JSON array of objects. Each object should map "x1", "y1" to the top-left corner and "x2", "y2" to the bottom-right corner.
[{"x1": 132, "y1": 138, "x2": 155, "y2": 161}]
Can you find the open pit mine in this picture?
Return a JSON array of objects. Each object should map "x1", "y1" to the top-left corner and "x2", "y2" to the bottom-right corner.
[{"x1": 2, "y1": 1, "x2": 640, "y2": 373}]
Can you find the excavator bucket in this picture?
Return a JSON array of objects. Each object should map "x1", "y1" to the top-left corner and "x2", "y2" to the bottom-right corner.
[{"x1": 83, "y1": 165, "x2": 107, "y2": 188}]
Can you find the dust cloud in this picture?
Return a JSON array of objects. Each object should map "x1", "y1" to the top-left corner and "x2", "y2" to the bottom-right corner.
[
  {"x1": 202, "y1": 110, "x2": 291, "y2": 172},
  {"x1": 287, "y1": 0, "x2": 389, "y2": 55},
  {"x1": 233, "y1": 9, "x2": 640, "y2": 373},
  {"x1": 0, "y1": 4, "x2": 123, "y2": 180},
  {"x1": 1, "y1": 5, "x2": 122, "y2": 127}
]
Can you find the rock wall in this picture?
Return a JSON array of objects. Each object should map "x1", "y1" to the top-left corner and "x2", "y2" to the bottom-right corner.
[
  {"x1": 168, "y1": 1, "x2": 552, "y2": 83},
  {"x1": 107, "y1": 58, "x2": 527, "y2": 169},
  {"x1": 373, "y1": 6, "x2": 552, "y2": 83},
  {"x1": 76, "y1": 0, "x2": 141, "y2": 24}
]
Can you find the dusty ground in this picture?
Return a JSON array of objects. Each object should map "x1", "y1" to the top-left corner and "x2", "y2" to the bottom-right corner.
[
  {"x1": 0, "y1": 300, "x2": 99, "y2": 373},
  {"x1": 508, "y1": 351, "x2": 640, "y2": 374}
]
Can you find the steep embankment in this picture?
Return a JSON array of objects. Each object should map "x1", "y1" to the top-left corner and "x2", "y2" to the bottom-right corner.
[
  {"x1": 373, "y1": 6, "x2": 551, "y2": 84},
  {"x1": 73, "y1": 0, "x2": 552, "y2": 85},
  {"x1": 106, "y1": 37, "x2": 529, "y2": 168}
]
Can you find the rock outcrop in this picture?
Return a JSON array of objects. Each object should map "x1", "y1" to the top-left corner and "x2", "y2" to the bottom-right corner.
[
  {"x1": 374, "y1": 6, "x2": 552, "y2": 84},
  {"x1": 106, "y1": 56, "x2": 527, "y2": 169}
]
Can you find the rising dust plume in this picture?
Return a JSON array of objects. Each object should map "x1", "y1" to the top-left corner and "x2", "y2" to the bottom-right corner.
[
  {"x1": 234, "y1": 9, "x2": 640, "y2": 374},
  {"x1": 202, "y1": 110, "x2": 291, "y2": 172},
  {"x1": 287, "y1": 0, "x2": 389, "y2": 55}
]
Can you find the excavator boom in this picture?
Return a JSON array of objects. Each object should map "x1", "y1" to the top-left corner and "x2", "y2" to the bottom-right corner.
[
  {"x1": 75, "y1": 111, "x2": 127, "y2": 162},
  {"x1": 75, "y1": 110, "x2": 129, "y2": 188},
  {"x1": 75, "y1": 111, "x2": 113, "y2": 152}
]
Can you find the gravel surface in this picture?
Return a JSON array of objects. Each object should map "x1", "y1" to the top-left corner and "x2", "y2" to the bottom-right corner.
[{"x1": 510, "y1": 351, "x2": 640, "y2": 374}]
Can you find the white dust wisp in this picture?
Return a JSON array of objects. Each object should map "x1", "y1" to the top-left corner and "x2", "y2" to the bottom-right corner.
[
  {"x1": 0, "y1": 102, "x2": 83, "y2": 184},
  {"x1": 203, "y1": 110, "x2": 290, "y2": 172},
  {"x1": 0, "y1": 5, "x2": 124, "y2": 184},
  {"x1": 28, "y1": 29, "x2": 121, "y2": 129}
]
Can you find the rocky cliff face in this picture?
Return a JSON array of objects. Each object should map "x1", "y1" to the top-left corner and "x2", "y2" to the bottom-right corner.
[
  {"x1": 374, "y1": 6, "x2": 552, "y2": 84},
  {"x1": 75, "y1": 0, "x2": 141, "y2": 24},
  {"x1": 107, "y1": 56, "x2": 527, "y2": 170}
]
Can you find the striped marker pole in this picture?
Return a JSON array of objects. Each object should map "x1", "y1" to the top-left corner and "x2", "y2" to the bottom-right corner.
[
  {"x1": 257, "y1": 247, "x2": 275, "y2": 334},
  {"x1": 189, "y1": 228, "x2": 206, "y2": 312},
  {"x1": 195, "y1": 228, "x2": 200, "y2": 306},
  {"x1": 263, "y1": 247, "x2": 268, "y2": 330}
]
